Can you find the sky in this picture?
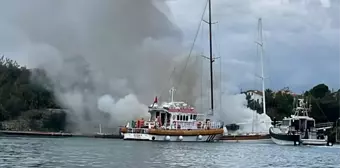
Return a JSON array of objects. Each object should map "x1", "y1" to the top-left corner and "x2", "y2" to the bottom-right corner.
[
  {"x1": 166, "y1": 0, "x2": 340, "y2": 93},
  {"x1": 1, "y1": 0, "x2": 338, "y2": 94}
]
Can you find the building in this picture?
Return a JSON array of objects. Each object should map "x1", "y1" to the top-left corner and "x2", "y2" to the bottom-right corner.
[
  {"x1": 274, "y1": 87, "x2": 299, "y2": 97},
  {"x1": 242, "y1": 90, "x2": 263, "y2": 104}
]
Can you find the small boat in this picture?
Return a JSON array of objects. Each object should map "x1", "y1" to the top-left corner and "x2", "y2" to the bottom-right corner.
[
  {"x1": 269, "y1": 98, "x2": 333, "y2": 146},
  {"x1": 221, "y1": 123, "x2": 271, "y2": 143},
  {"x1": 120, "y1": 88, "x2": 224, "y2": 142}
]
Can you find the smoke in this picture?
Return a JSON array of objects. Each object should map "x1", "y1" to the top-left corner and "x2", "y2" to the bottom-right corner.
[
  {"x1": 195, "y1": 83, "x2": 272, "y2": 134},
  {"x1": 0, "y1": 0, "x2": 202, "y2": 132},
  {"x1": 215, "y1": 93, "x2": 272, "y2": 134},
  {"x1": 0, "y1": 0, "x2": 272, "y2": 133}
]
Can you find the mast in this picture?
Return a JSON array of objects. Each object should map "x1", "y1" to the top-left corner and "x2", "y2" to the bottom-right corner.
[
  {"x1": 256, "y1": 18, "x2": 266, "y2": 115},
  {"x1": 208, "y1": 0, "x2": 214, "y2": 115},
  {"x1": 169, "y1": 87, "x2": 176, "y2": 102}
]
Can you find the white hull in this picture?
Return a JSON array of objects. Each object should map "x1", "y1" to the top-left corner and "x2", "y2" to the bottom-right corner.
[
  {"x1": 301, "y1": 139, "x2": 328, "y2": 146},
  {"x1": 271, "y1": 137, "x2": 299, "y2": 146},
  {"x1": 123, "y1": 133, "x2": 220, "y2": 142}
]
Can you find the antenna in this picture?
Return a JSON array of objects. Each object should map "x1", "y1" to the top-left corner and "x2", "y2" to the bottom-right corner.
[{"x1": 169, "y1": 87, "x2": 176, "y2": 102}]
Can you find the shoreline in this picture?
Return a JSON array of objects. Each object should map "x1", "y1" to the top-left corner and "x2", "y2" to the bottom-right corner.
[{"x1": 0, "y1": 130, "x2": 123, "y2": 139}]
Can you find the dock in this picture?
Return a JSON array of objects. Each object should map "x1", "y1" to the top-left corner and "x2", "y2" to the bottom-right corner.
[{"x1": 0, "y1": 130, "x2": 123, "y2": 139}]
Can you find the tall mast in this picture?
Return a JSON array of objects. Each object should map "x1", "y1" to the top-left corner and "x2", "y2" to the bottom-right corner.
[
  {"x1": 208, "y1": 0, "x2": 214, "y2": 115},
  {"x1": 256, "y1": 18, "x2": 267, "y2": 115}
]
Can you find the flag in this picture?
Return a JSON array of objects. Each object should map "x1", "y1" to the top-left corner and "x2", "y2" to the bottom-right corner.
[
  {"x1": 154, "y1": 96, "x2": 158, "y2": 104},
  {"x1": 151, "y1": 96, "x2": 158, "y2": 108}
]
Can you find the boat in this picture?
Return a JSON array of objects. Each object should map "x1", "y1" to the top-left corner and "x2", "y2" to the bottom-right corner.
[
  {"x1": 221, "y1": 18, "x2": 271, "y2": 143},
  {"x1": 221, "y1": 123, "x2": 271, "y2": 143},
  {"x1": 269, "y1": 98, "x2": 334, "y2": 146},
  {"x1": 120, "y1": 0, "x2": 224, "y2": 142},
  {"x1": 121, "y1": 90, "x2": 224, "y2": 142}
]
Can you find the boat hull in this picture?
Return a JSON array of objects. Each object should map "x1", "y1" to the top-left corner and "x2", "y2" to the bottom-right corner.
[
  {"x1": 269, "y1": 127, "x2": 334, "y2": 146},
  {"x1": 123, "y1": 133, "x2": 222, "y2": 142},
  {"x1": 269, "y1": 127, "x2": 301, "y2": 146},
  {"x1": 220, "y1": 134, "x2": 272, "y2": 143},
  {"x1": 300, "y1": 139, "x2": 330, "y2": 146}
]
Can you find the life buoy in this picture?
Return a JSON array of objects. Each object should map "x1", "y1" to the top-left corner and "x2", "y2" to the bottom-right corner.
[
  {"x1": 327, "y1": 141, "x2": 333, "y2": 146},
  {"x1": 294, "y1": 141, "x2": 300, "y2": 146}
]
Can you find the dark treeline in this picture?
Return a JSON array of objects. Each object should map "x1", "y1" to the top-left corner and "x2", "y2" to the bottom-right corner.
[
  {"x1": 246, "y1": 85, "x2": 340, "y2": 123},
  {"x1": 0, "y1": 56, "x2": 65, "y2": 131}
]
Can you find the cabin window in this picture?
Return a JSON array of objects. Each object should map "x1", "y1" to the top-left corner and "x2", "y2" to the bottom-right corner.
[
  {"x1": 180, "y1": 115, "x2": 183, "y2": 121},
  {"x1": 193, "y1": 115, "x2": 197, "y2": 120},
  {"x1": 185, "y1": 116, "x2": 188, "y2": 121},
  {"x1": 190, "y1": 115, "x2": 193, "y2": 120},
  {"x1": 307, "y1": 120, "x2": 314, "y2": 129},
  {"x1": 177, "y1": 115, "x2": 179, "y2": 120}
]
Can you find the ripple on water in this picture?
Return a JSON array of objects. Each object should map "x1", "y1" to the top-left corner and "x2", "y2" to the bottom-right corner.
[{"x1": 0, "y1": 137, "x2": 340, "y2": 168}]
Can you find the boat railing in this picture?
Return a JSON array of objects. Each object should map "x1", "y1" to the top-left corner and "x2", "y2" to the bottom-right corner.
[
  {"x1": 170, "y1": 121, "x2": 223, "y2": 130},
  {"x1": 126, "y1": 128, "x2": 149, "y2": 134}
]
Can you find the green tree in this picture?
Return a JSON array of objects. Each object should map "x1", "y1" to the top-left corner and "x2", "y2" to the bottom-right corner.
[
  {"x1": 0, "y1": 56, "x2": 65, "y2": 131},
  {"x1": 310, "y1": 84, "x2": 330, "y2": 99}
]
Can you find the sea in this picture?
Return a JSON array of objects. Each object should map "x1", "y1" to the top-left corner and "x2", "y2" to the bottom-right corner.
[{"x1": 0, "y1": 137, "x2": 339, "y2": 168}]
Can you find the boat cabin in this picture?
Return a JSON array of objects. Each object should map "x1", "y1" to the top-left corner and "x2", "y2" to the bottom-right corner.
[
  {"x1": 280, "y1": 106, "x2": 316, "y2": 134},
  {"x1": 148, "y1": 101, "x2": 204, "y2": 130}
]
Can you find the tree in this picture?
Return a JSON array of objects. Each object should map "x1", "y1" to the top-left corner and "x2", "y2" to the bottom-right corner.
[
  {"x1": 0, "y1": 56, "x2": 64, "y2": 131},
  {"x1": 310, "y1": 84, "x2": 330, "y2": 99}
]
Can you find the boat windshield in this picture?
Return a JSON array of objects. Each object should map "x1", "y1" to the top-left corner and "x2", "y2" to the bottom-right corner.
[{"x1": 282, "y1": 120, "x2": 290, "y2": 126}]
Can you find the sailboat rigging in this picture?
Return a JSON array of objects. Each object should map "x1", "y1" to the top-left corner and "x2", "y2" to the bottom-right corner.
[
  {"x1": 220, "y1": 18, "x2": 271, "y2": 143},
  {"x1": 208, "y1": 0, "x2": 214, "y2": 115},
  {"x1": 119, "y1": 0, "x2": 224, "y2": 142}
]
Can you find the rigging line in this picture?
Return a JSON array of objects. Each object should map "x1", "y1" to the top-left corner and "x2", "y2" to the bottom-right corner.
[
  {"x1": 217, "y1": 21, "x2": 222, "y2": 113},
  {"x1": 200, "y1": 21, "x2": 204, "y2": 112},
  {"x1": 212, "y1": 20, "x2": 221, "y2": 112},
  {"x1": 174, "y1": 0, "x2": 209, "y2": 91},
  {"x1": 309, "y1": 93, "x2": 330, "y2": 122},
  {"x1": 156, "y1": 0, "x2": 209, "y2": 101}
]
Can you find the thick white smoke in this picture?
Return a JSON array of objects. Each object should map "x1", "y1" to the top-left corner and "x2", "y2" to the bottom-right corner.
[
  {"x1": 0, "y1": 0, "x2": 202, "y2": 132},
  {"x1": 0, "y1": 0, "x2": 272, "y2": 133}
]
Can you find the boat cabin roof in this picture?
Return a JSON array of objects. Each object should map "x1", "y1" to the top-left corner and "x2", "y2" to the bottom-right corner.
[
  {"x1": 283, "y1": 116, "x2": 315, "y2": 121},
  {"x1": 148, "y1": 101, "x2": 197, "y2": 114}
]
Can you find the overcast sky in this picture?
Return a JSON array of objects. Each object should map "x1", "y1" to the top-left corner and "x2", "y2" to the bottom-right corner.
[
  {"x1": 0, "y1": 0, "x2": 339, "y2": 94},
  {"x1": 167, "y1": 0, "x2": 339, "y2": 93}
]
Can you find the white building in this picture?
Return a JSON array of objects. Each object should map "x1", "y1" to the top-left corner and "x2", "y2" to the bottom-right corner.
[{"x1": 243, "y1": 90, "x2": 263, "y2": 104}]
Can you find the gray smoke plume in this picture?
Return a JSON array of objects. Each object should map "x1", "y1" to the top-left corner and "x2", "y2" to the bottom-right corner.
[{"x1": 0, "y1": 0, "x2": 201, "y2": 133}]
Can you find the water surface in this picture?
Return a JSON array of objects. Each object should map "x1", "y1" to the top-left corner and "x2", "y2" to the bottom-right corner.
[{"x1": 0, "y1": 137, "x2": 339, "y2": 168}]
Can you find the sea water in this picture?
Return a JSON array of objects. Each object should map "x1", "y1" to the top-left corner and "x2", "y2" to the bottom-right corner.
[{"x1": 0, "y1": 137, "x2": 339, "y2": 168}]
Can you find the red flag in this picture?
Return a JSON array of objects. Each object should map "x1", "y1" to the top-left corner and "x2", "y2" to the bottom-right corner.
[{"x1": 153, "y1": 96, "x2": 158, "y2": 104}]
